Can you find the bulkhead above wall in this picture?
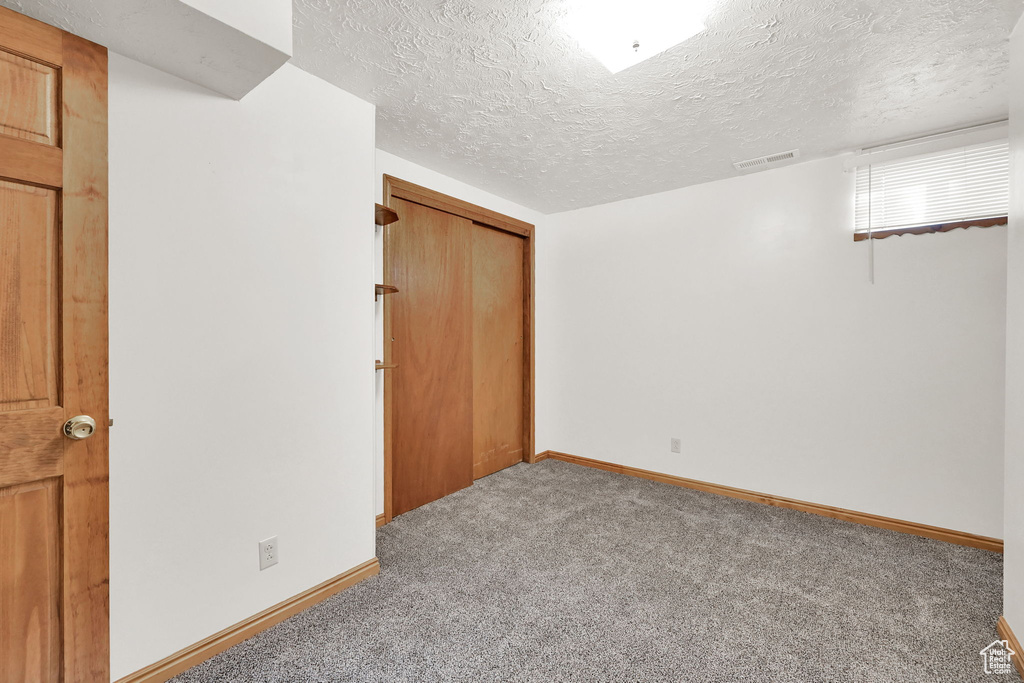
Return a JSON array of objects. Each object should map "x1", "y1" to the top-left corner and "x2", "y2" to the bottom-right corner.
[{"x1": 0, "y1": 0, "x2": 291, "y2": 99}]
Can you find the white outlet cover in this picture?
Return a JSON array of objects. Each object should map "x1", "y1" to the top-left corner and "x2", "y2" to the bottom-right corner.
[
  {"x1": 671, "y1": 438, "x2": 681, "y2": 453},
  {"x1": 259, "y1": 536, "x2": 279, "y2": 571}
]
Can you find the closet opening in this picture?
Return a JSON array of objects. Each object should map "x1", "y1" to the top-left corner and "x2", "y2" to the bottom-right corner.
[{"x1": 378, "y1": 176, "x2": 536, "y2": 522}]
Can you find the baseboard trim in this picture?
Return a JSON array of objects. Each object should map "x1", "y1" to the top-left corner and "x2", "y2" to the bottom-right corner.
[
  {"x1": 115, "y1": 557, "x2": 380, "y2": 683},
  {"x1": 375, "y1": 513, "x2": 386, "y2": 528},
  {"x1": 998, "y1": 616, "x2": 1024, "y2": 679},
  {"x1": 535, "y1": 450, "x2": 1003, "y2": 553}
]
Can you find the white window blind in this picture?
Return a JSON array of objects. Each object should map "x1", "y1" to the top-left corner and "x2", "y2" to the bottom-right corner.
[{"x1": 854, "y1": 140, "x2": 1009, "y2": 234}]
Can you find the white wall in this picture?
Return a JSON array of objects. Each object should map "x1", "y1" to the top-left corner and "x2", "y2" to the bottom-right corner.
[
  {"x1": 371, "y1": 150, "x2": 545, "y2": 515},
  {"x1": 537, "y1": 155, "x2": 1007, "y2": 538},
  {"x1": 1004, "y1": 16, "x2": 1024, "y2": 631},
  {"x1": 108, "y1": 55, "x2": 376, "y2": 679}
]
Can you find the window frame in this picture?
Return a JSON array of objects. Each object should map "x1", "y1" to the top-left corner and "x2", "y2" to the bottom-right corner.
[{"x1": 852, "y1": 215, "x2": 1007, "y2": 242}]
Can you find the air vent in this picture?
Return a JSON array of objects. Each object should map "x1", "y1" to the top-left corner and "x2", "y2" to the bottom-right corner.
[{"x1": 733, "y1": 149, "x2": 801, "y2": 172}]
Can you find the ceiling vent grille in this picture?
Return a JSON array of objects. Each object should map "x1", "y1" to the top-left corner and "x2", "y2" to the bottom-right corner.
[{"x1": 733, "y1": 149, "x2": 801, "y2": 172}]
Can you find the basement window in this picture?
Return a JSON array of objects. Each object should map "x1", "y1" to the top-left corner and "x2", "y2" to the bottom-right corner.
[{"x1": 851, "y1": 133, "x2": 1009, "y2": 242}]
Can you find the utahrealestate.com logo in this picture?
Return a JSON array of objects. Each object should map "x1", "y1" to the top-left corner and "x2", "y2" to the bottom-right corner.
[{"x1": 980, "y1": 640, "x2": 1016, "y2": 675}]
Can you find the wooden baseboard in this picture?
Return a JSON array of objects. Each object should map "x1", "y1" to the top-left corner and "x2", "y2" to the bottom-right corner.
[
  {"x1": 535, "y1": 450, "x2": 1003, "y2": 553},
  {"x1": 375, "y1": 513, "x2": 386, "y2": 528},
  {"x1": 115, "y1": 557, "x2": 380, "y2": 683},
  {"x1": 999, "y1": 616, "x2": 1024, "y2": 679}
]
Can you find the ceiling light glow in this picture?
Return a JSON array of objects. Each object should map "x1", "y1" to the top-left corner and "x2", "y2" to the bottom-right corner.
[{"x1": 560, "y1": 0, "x2": 712, "y2": 74}]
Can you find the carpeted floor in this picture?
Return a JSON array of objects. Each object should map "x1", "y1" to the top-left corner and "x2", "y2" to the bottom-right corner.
[{"x1": 173, "y1": 459, "x2": 1004, "y2": 682}]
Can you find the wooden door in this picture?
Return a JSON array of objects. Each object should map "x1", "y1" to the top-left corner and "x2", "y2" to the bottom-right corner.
[
  {"x1": 471, "y1": 227, "x2": 524, "y2": 479},
  {"x1": 388, "y1": 198, "x2": 474, "y2": 516},
  {"x1": 0, "y1": 7, "x2": 109, "y2": 682},
  {"x1": 386, "y1": 185, "x2": 529, "y2": 517}
]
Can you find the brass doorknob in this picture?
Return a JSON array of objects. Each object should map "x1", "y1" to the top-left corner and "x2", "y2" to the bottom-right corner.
[{"x1": 63, "y1": 415, "x2": 97, "y2": 440}]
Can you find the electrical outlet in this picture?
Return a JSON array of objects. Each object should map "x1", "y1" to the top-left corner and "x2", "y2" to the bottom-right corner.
[
  {"x1": 259, "y1": 536, "x2": 279, "y2": 570},
  {"x1": 670, "y1": 438, "x2": 681, "y2": 454}
]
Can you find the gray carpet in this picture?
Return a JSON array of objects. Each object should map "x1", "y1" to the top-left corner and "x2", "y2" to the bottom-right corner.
[{"x1": 172, "y1": 459, "x2": 1004, "y2": 682}]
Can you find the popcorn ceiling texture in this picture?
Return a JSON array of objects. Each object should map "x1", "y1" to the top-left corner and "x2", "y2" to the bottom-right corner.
[{"x1": 293, "y1": 0, "x2": 1021, "y2": 213}]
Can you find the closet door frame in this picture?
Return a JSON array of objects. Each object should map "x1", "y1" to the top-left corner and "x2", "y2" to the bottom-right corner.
[{"x1": 381, "y1": 175, "x2": 535, "y2": 525}]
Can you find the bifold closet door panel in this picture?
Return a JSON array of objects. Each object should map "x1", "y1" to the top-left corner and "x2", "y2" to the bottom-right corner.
[
  {"x1": 472, "y1": 226, "x2": 525, "y2": 479},
  {"x1": 389, "y1": 198, "x2": 474, "y2": 516}
]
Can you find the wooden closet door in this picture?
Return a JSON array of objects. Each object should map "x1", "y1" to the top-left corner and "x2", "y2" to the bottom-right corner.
[
  {"x1": 388, "y1": 198, "x2": 473, "y2": 516},
  {"x1": 472, "y1": 227, "x2": 524, "y2": 479},
  {"x1": 0, "y1": 7, "x2": 109, "y2": 682}
]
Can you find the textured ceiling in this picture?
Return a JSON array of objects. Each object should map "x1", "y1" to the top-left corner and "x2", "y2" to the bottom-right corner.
[{"x1": 293, "y1": 0, "x2": 1022, "y2": 213}]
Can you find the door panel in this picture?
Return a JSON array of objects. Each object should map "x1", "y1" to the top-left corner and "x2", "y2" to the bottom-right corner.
[
  {"x1": 0, "y1": 479, "x2": 62, "y2": 683},
  {"x1": 0, "y1": 179, "x2": 60, "y2": 413},
  {"x1": 389, "y1": 198, "x2": 474, "y2": 516},
  {"x1": 0, "y1": 50, "x2": 59, "y2": 145},
  {"x1": 0, "y1": 7, "x2": 108, "y2": 682},
  {"x1": 471, "y1": 227, "x2": 524, "y2": 479}
]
